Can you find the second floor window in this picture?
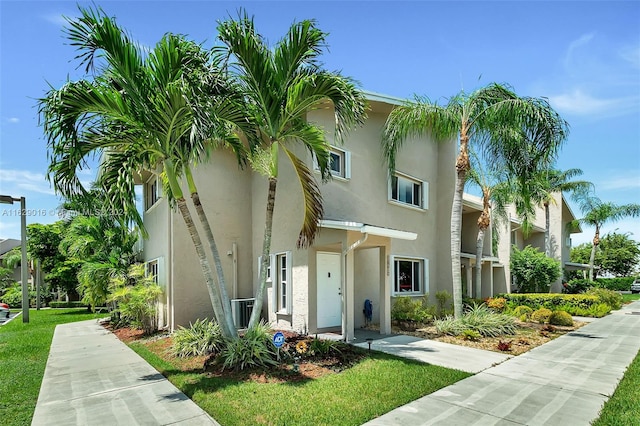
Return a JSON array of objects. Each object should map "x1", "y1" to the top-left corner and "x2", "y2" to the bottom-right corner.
[
  {"x1": 390, "y1": 173, "x2": 427, "y2": 209},
  {"x1": 314, "y1": 146, "x2": 351, "y2": 180},
  {"x1": 145, "y1": 177, "x2": 160, "y2": 211}
]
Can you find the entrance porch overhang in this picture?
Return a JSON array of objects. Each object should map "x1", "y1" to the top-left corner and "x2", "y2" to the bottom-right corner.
[
  {"x1": 320, "y1": 219, "x2": 417, "y2": 241},
  {"x1": 319, "y1": 220, "x2": 417, "y2": 342},
  {"x1": 564, "y1": 262, "x2": 592, "y2": 271}
]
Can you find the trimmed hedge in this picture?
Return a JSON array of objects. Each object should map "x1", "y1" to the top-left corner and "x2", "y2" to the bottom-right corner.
[
  {"x1": 595, "y1": 277, "x2": 635, "y2": 291},
  {"x1": 500, "y1": 293, "x2": 612, "y2": 317},
  {"x1": 502, "y1": 293, "x2": 599, "y2": 310},
  {"x1": 565, "y1": 277, "x2": 635, "y2": 293},
  {"x1": 49, "y1": 301, "x2": 87, "y2": 308}
]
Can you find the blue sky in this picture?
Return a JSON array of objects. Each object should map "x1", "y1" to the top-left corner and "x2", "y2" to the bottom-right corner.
[{"x1": 1, "y1": 1, "x2": 639, "y2": 246}]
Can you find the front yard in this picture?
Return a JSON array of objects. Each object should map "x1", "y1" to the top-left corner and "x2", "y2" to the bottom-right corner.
[{"x1": 126, "y1": 331, "x2": 470, "y2": 425}]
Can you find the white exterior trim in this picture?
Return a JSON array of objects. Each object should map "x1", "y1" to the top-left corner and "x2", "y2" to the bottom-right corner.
[{"x1": 319, "y1": 219, "x2": 417, "y2": 241}]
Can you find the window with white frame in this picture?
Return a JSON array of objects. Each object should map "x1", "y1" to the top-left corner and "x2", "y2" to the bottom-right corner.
[
  {"x1": 391, "y1": 256, "x2": 428, "y2": 295},
  {"x1": 314, "y1": 146, "x2": 351, "y2": 180},
  {"x1": 145, "y1": 177, "x2": 161, "y2": 210},
  {"x1": 147, "y1": 260, "x2": 159, "y2": 284},
  {"x1": 277, "y1": 253, "x2": 288, "y2": 312},
  {"x1": 146, "y1": 258, "x2": 164, "y2": 287},
  {"x1": 390, "y1": 173, "x2": 428, "y2": 209},
  {"x1": 261, "y1": 252, "x2": 292, "y2": 314}
]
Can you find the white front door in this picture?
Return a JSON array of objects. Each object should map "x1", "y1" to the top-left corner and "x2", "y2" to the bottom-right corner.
[{"x1": 317, "y1": 252, "x2": 342, "y2": 328}]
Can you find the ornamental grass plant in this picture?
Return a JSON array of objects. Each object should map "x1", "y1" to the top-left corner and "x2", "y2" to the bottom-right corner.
[{"x1": 434, "y1": 303, "x2": 516, "y2": 337}]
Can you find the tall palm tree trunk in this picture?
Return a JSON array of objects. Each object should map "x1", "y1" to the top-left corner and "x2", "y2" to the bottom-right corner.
[
  {"x1": 544, "y1": 202, "x2": 551, "y2": 257},
  {"x1": 474, "y1": 192, "x2": 490, "y2": 299},
  {"x1": 474, "y1": 228, "x2": 485, "y2": 299},
  {"x1": 589, "y1": 225, "x2": 600, "y2": 281},
  {"x1": 175, "y1": 198, "x2": 235, "y2": 338},
  {"x1": 451, "y1": 129, "x2": 470, "y2": 318},
  {"x1": 190, "y1": 192, "x2": 237, "y2": 335},
  {"x1": 249, "y1": 177, "x2": 278, "y2": 328}
]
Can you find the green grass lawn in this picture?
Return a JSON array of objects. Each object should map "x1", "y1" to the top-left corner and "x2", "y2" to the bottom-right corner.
[
  {"x1": 593, "y1": 348, "x2": 640, "y2": 426},
  {"x1": 0, "y1": 308, "x2": 104, "y2": 426},
  {"x1": 130, "y1": 342, "x2": 471, "y2": 425},
  {"x1": 622, "y1": 293, "x2": 640, "y2": 303}
]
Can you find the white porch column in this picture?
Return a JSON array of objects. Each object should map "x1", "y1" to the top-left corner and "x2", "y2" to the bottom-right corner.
[
  {"x1": 345, "y1": 248, "x2": 355, "y2": 342},
  {"x1": 465, "y1": 261, "x2": 473, "y2": 298},
  {"x1": 379, "y1": 245, "x2": 391, "y2": 334}
]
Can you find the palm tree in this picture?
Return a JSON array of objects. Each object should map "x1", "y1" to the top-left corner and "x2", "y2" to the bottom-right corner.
[
  {"x1": 508, "y1": 168, "x2": 592, "y2": 257},
  {"x1": 383, "y1": 84, "x2": 568, "y2": 318},
  {"x1": 571, "y1": 188, "x2": 640, "y2": 281},
  {"x1": 465, "y1": 155, "x2": 511, "y2": 298},
  {"x1": 59, "y1": 214, "x2": 137, "y2": 309},
  {"x1": 39, "y1": 6, "x2": 248, "y2": 337},
  {"x1": 216, "y1": 12, "x2": 367, "y2": 328}
]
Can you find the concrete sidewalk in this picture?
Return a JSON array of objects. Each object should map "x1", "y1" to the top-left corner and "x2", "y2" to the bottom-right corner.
[
  {"x1": 352, "y1": 331, "x2": 512, "y2": 374},
  {"x1": 32, "y1": 320, "x2": 218, "y2": 426},
  {"x1": 364, "y1": 300, "x2": 640, "y2": 425}
]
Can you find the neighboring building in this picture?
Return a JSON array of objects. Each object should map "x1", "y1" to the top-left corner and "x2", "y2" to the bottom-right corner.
[
  {"x1": 0, "y1": 238, "x2": 22, "y2": 282},
  {"x1": 138, "y1": 91, "x2": 581, "y2": 340}
]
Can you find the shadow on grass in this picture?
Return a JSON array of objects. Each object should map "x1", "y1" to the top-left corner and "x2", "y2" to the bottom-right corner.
[{"x1": 161, "y1": 348, "x2": 460, "y2": 398}]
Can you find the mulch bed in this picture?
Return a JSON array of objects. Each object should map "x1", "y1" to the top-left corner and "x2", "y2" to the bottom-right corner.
[
  {"x1": 372, "y1": 319, "x2": 586, "y2": 356},
  {"x1": 105, "y1": 323, "x2": 365, "y2": 383}
]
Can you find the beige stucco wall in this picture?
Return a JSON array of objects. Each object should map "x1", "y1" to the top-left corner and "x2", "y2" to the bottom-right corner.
[
  {"x1": 142, "y1": 177, "x2": 171, "y2": 329},
  {"x1": 164, "y1": 149, "x2": 254, "y2": 329},
  {"x1": 142, "y1": 96, "x2": 466, "y2": 332}
]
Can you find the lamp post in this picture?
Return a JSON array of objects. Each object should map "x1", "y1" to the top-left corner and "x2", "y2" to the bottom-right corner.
[{"x1": 0, "y1": 194, "x2": 29, "y2": 323}]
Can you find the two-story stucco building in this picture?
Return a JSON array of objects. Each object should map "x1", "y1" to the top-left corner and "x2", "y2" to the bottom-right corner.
[{"x1": 139, "y1": 91, "x2": 582, "y2": 340}]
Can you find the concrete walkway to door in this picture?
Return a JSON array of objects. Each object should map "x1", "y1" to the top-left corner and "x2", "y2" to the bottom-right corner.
[
  {"x1": 362, "y1": 300, "x2": 640, "y2": 425},
  {"x1": 352, "y1": 328, "x2": 512, "y2": 373}
]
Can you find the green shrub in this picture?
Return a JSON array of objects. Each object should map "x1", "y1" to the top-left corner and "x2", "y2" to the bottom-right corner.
[
  {"x1": 1, "y1": 283, "x2": 24, "y2": 307},
  {"x1": 486, "y1": 297, "x2": 506, "y2": 312},
  {"x1": 549, "y1": 310, "x2": 573, "y2": 326},
  {"x1": 49, "y1": 301, "x2": 87, "y2": 308},
  {"x1": 307, "y1": 337, "x2": 342, "y2": 358},
  {"x1": 460, "y1": 329, "x2": 481, "y2": 341},
  {"x1": 531, "y1": 308, "x2": 552, "y2": 324},
  {"x1": 435, "y1": 291, "x2": 453, "y2": 318},
  {"x1": 563, "y1": 279, "x2": 591, "y2": 294},
  {"x1": 172, "y1": 318, "x2": 224, "y2": 357},
  {"x1": 511, "y1": 245, "x2": 561, "y2": 293},
  {"x1": 594, "y1": 277, "x2": 635, "y2": 291},
  {"x1": 219, "y1": 321, "x2": 278, "y2": 371},
  {"x1": 500, "y1": 293, "x2": 602, "y2": 317},
  {"x1": 512, "y1": 305, "x2": 533, "y2": 321},
  {"x1": 587, "y1": 288, "x2": 623, "y2": 310},
  {"x1": 391, "y1": 296, "x2": 432, "y2": 323},
  {"x1": 109, "y1": 265, "x2": 162, "y2": 334},
  {"x1": 434, "y1": 304, "x2": 516, "y2": 337},
  {"x1": 587, "y1": 303, "x2": 612, "y2": 318}
]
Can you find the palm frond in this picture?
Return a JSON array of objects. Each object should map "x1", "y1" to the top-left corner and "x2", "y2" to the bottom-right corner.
[
  {"x1": 281, "y1": 147, "x2": 324, "y2": 248},
  {"x1": 383, "y1": 99, "x2": 459, "y2": 174}
]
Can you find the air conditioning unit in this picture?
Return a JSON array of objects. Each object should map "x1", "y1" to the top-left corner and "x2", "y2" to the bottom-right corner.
[{"x1": 231, "y1": 298, "x2": 255, "y2": 329}]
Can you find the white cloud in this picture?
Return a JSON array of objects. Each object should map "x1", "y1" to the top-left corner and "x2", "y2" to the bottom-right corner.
[
  {"x1": 564, "y1": 33, "x2": 595, "y2": 70},
  {"x1": 598, "y1": 175, "x2": 640, "y2": 191},
  {"x1": 0, "y1": 169, "x2": 55, "y2": 196},
  {"x1": 548, "y1": 89, "x2": 639, "y2": 117},
  {"x1": 6, "y1": 117, "x2": 19, "y2": 124},
  {"x1": 619, "y1": 45, "x2": 640, "y2": 69},
  {"x1": 42, "y1": 13, "x2": 68, "y2": 27},
  {"x1": 0, "y1": 221, "x2": 20, "y2": 241}
]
